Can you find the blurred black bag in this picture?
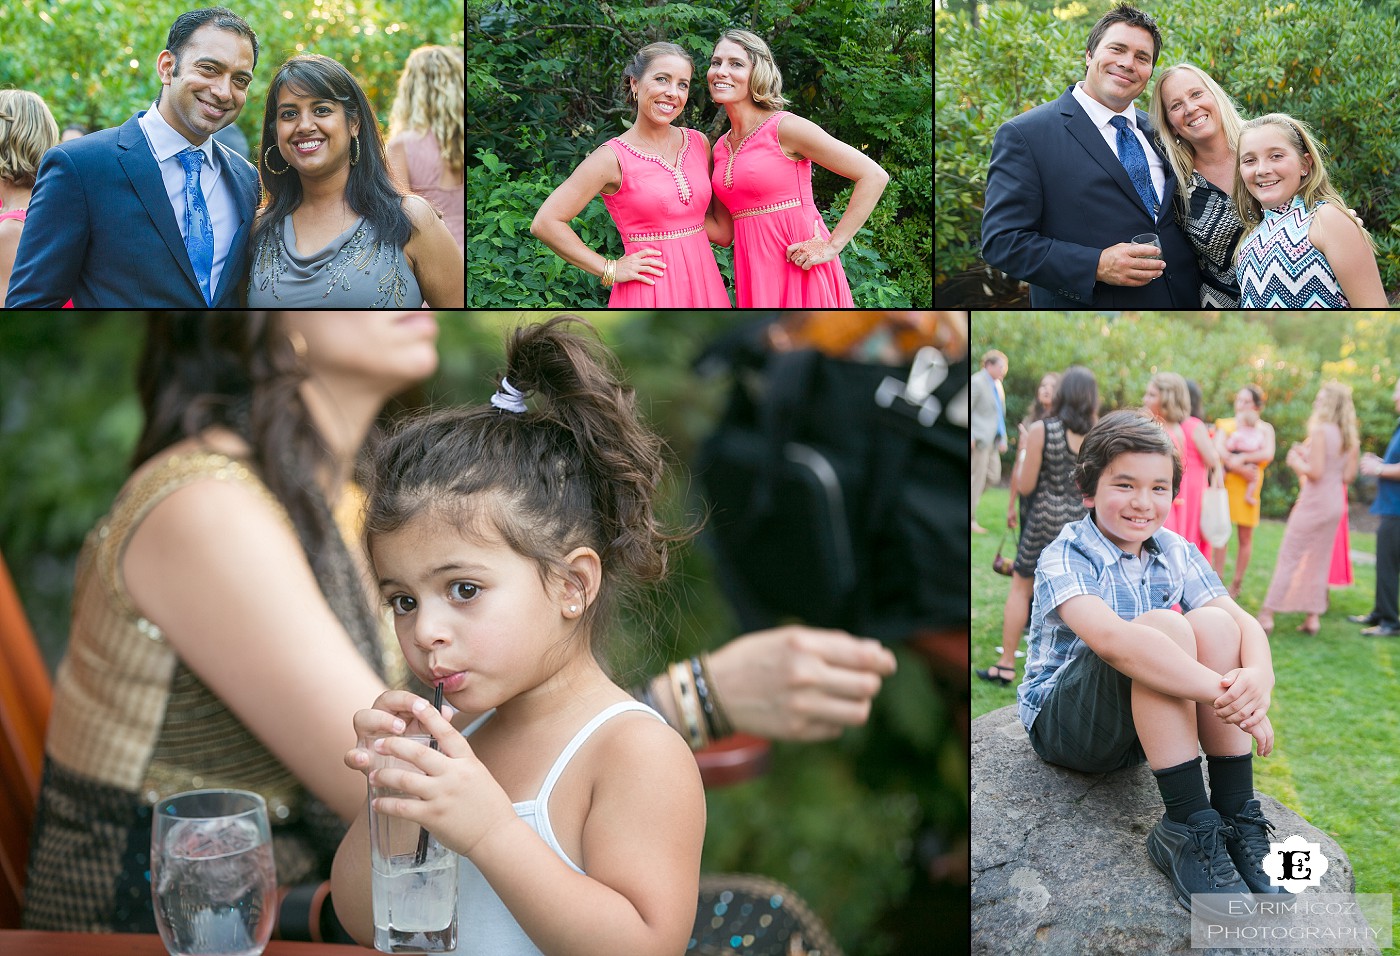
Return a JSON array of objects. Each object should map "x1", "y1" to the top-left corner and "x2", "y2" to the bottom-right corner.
[{"x1": 694, "y1": 328, "x2": 969, "y2": 643}]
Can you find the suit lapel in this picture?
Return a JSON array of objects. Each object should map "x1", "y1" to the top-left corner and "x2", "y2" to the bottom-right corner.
[
  {"x1": 1059, "y1": 89, "x2": 1163, "y2": 224},
  {"x1": 117, "y1": 113, "x2": 203, "y2": 297}
]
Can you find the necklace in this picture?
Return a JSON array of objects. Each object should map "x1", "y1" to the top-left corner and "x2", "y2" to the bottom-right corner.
[{"x1": 632, "y1": 127, "x2": 679, "y2": 164}]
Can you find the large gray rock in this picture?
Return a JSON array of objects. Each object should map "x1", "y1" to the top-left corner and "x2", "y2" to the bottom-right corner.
[{"x1": 972, "y1": 705, "x2": 1379, "y2": 956}]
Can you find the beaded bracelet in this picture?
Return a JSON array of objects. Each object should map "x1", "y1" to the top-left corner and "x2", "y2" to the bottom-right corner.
[
  {"x1": 690, "y1": 655, "x2": 731, "y2": 741},
  {"x1": 669, "y1": 661, "x2": 708, "y2": 750}
]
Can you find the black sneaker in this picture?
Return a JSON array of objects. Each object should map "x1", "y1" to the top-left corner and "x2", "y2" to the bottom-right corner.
[
  {"x1": 1223, "y1": 800, "x2": 1287, "y2": 894},
  {"x1": 1147, "y1": 808, "x2": 1252, "y2": 917}
]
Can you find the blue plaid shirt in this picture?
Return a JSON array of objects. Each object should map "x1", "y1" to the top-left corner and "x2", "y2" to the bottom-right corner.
[{"x1": 1017, "y1": 513, "x2": 1227, "y2": 731}]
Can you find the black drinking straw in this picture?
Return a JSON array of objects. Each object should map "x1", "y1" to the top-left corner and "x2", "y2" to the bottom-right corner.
[{"x1": 412, "y1": 684, "x2": 444, "y2": 866}]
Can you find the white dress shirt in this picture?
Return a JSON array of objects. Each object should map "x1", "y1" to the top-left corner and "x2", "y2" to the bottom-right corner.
[
  {"x1": 138, "y1": 104, "x2": 241, "y2": 299},
  {"x1": 1072, "y1": 81, "x2": 1166, "y2": 206}
]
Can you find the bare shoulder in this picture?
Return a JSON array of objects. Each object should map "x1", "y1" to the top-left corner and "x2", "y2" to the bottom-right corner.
[
  {"x1": 400, "y1": 193, "x2": 439, "y2": 230},
  {"x1": 589, "y1": 707, "x2": 696, "y2": 778}
]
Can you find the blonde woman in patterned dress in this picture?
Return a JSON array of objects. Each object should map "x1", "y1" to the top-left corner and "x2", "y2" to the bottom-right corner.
[
  {"x1": 532, "y1": 42, "x2": 731, "y2": 306},
  {"x1": 707, "y1": 29, "x2": 888, "y2": 307}
]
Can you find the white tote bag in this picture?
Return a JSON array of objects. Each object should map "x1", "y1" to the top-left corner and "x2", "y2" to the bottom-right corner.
[{"x1": 1200, "y1": 486, "x2": 1232, "y2": 548}]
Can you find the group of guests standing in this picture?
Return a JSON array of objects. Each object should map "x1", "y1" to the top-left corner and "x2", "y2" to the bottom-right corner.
[
  {"x1": 975, "y1": 354, "x2": 1400, "y2": 687},
  {"x1": 531, "y1": 30, "x2": 889, "y2": 307},
  {"x1": 0, "y1": 6, "x2": 463, "y2": 308}
]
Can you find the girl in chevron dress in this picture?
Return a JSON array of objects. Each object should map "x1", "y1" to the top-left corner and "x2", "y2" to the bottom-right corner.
[{"x1": 1231, "y1": 114, "x2": 1386, "y2": 307}]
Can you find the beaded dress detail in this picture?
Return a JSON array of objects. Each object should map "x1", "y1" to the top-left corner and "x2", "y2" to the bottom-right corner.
[
  {"x1": 1236, "y1": 196, "x2": 1348, "y2": 308},
  {"x1": 711, "y1": 111, "x2": 853, "y2": 307},
  {"x1": 249, "y1": 214, "x2": 420, "y2": 308},
  {"x1": 600, "y1": 127, "x2": 731, "y2": 307}
]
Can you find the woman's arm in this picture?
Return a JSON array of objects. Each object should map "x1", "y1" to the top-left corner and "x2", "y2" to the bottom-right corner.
[
  {"x1": 1310, "y1": 203, "x2": 1388, "y2": 307},
  {"x1": 1012, "y1": 419, "x2": 1046, "y2": 499},
  {"x1": 777, "y1": 114, "x2": 889, "y2": 255},
  {"x1": 403, "y1": 196, "x2": 464, "y2": 307},
  {"x1": 1191, "y1": 419, "x2": 1222, "y2": 476},
  {"x1": 530, "y1": 146, "x2": 623, "y2": 279},
  {"x1": 122, "y1": 478, "x2": 388, "y2": 821},
  {"x1": 696, "y1": 131, "x2": 734, "y2": 247}
]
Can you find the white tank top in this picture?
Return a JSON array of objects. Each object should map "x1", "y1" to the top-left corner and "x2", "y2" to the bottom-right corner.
[{"x1": 451, "y1": 700, "x2": 666, "y2": 954}]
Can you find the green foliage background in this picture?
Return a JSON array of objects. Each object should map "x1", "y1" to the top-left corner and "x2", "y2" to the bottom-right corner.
[
  {"x1": 467, "y1": 0, "x2": 932, "y2": 307},
  {"x1": 975, "y1": 312, "x2": 1400, "y2": 518},
  {"x1": 935, "y1": 0, "x2": 1400, "y2": 306},
  {"x1": 0, "y1": 313, "x2": 959, "y2": 955},
  {"x1": 0, "y1": 0, "x2": 465, "y2": 161}
]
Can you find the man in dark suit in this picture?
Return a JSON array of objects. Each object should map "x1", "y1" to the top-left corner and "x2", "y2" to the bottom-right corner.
[
  {"x1": 7, "y1": 7, "x2": 259, "y2": 308},
  {"x1": 981, "y1": 4, "x2": 1200, "y2": 308}
]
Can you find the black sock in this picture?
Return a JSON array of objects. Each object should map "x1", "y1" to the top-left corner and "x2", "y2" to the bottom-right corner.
[
  {"x1": 1207, "y1": 753, "x2": 1255, "y2": 819},
  {"x1": 1153, "y1": 756, "x2": 1211, "y2": 824}
]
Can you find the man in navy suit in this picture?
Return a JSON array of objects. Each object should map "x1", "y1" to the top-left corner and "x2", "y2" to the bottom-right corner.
[
  {"x1": 981, "y1": 5, "x2": 1200, "y2": 307},
  {"x1": 6, "y1": 7, "x2": 259, "y2": 308}
]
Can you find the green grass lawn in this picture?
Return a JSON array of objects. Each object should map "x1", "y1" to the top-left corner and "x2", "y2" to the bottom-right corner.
[{"x1": 972, "y1": 487, "x2": 1399, "y2": 951}]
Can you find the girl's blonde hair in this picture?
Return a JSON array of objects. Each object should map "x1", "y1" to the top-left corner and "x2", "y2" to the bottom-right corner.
[
  {"x1": 712, "y1": 29, "x2": 790, "y2": 110},
  {"x1": 1148, "y1": 64, "x2": 1245, "y2": 215},
  {"x1": 1231, "y1": 113, "x2": 1374, "y2": 256},
  {"x1": 1149, "y1": 371, "x2": 1192, "y2": 425},
  {"x1": 1310, "y1": 381, "x2": 1359, "y2": 455},
  {"x1": 0, "y1": 90, "x2": 60, "y2": 188},
  {"x1": 387, "y1": 45, "x2": 463, "y2": 177}
]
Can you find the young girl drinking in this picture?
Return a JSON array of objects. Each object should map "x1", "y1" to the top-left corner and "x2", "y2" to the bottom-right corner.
[
  {"x1": 330, "y1": 316, "x2": 705, "y2": 955},
  {"x1": 1232, "y1": 113, "x2": 1387, "y2": 307}
]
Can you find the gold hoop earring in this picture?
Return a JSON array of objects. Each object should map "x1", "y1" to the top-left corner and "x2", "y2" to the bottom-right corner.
[
  {"x1": 287, "y1": 330, "x2": 308, "y2": 362},
  {"x1": 263, "y1": 145, "x2": 290, "y2": 176},
  {"x1": 350, "y1": 135, "x2": 360, "y2": 167}
]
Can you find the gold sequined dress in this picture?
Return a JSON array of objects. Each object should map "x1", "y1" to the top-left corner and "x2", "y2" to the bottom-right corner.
[{"x1": 23, "y1": 452, "x2": 397, "y2": 932}]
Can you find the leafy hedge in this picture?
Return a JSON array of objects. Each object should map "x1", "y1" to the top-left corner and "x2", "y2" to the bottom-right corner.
[
  {"x1": 467, "y1": 0, "x2": 931, "y2": 307},
  {"x1": 935, "y1": 0, "x2": 1400, "y2": 306}
]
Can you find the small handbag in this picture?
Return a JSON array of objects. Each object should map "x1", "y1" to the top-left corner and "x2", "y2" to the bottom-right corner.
[
  {"x1": 993, "y1": 531, "x2": 1016, "y2": 576},
  {"x1": 1200, "y1": 485, "x2": 1232, "y2": 548}
]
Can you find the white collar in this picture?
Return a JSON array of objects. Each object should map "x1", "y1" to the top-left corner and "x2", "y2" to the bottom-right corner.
[
  {"x1": 1073, "y1": 81, "x2": 1140, "y2": 135},
  {"x1": 139, "y1": 103, "x2": 220, "y2": 169}
]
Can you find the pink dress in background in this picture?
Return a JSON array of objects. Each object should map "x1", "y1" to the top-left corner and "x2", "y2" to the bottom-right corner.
[
  {"x1": 388, "y1": 129, "x2": 463, "y2": 251},
  {"x1": 1163, "y1": 416, "x2": 1211, "y2": 555},
  {"x1": 0, "y1": 204, "x2": 72, "y2": 309},
  {"x1": 711, "y1": 111, "x2": 853, "y2": 307},
  {"x1": 601, "y1": 128, "x2": 731, "y2": 307},
  {"x1": 1264, "y1": 423, "x2": 1345, "y2": 614},
  {"x1": 1329, "y1": 487, "x2": 1353, "y2": 587}
]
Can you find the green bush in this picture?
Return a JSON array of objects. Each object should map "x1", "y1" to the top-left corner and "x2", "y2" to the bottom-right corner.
[
  {"x1": 468, "y1": 0, "x2": 931, "y2": 307},
  {"x1": 935, "y1": 0, "x2": 1400, "y2": 306}
]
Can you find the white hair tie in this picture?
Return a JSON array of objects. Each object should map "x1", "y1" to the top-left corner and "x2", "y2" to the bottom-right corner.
[{"x1": 490, "y1": 377, "x2": 528, "y2": 414}]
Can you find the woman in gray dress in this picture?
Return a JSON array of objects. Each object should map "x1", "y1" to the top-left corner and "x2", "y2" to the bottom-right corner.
[{"x1": 250, "y1": 55, "x2": 462, "y2": 307}]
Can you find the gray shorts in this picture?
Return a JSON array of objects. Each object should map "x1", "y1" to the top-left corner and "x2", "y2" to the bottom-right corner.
[{"x1": 1028, "y1": 645, "x2": 1147, "y2": 773}]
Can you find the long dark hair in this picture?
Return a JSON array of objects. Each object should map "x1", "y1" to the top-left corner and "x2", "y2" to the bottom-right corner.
[
  {"x1": 130, "y1": 313, "x2": 339, "y2": 580},
  {"x1": 253, "y1": 55, "x2": 411, "y2": 254},
  {"x1": 362, "y1": 316, "x2": 696, "y2": 658}
]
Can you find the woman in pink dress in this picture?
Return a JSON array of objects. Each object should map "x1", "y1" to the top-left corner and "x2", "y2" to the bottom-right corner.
[
  {"x1": 706, "y1": 30, "x2": 888, "y2": 307},
  {"x1": 532, "y1": 42, "x2": 731, "y2": 307},
  {"x1": 385, "y1": 46, "x2": 464, "y2": 253},
  {"x1": 1257, "y1": 382, "x2": 1359, "y2": 635},
  {"x1": 1144, "y1": 372, "x2": 1219, "y2": 555}
]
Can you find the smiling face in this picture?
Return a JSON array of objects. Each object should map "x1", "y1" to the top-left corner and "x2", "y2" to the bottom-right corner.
[
  {"x1": 156, "y1": 24, "x2": 254, "y2": 145},
  {"x1": 1083, "y1": 23, "x2": 1154, "y2": 112},
  {"x1": 1086, "y1": 451, "x2": 1175, "y2": 554},
  {"x1": 707, "y1": 39, "x2": 753, "y2": 105},
  {"x1": 630, "y1": 53, "x2": 691, "y2": 126},
  {"x1": 372, "y1": 512, "x2": 586, "y2": 714},
  {"x1": 274, "y1": 86, "x2": 360, "y2": 175},
  {"x1": 1159, "y1": 69, "x2": 1221, "y2": 145},
  {"x1": 1239, "y1": 125, "x2": 1311, "y2": 209}
]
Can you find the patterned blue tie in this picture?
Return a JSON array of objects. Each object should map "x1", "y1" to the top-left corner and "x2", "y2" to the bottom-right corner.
[
  {"x1": 1109, "y1": 115, "x2": 1158, "y2": 218},
  {"x1": 176, "y1": 147, "x2": 214, "y2": 305}
]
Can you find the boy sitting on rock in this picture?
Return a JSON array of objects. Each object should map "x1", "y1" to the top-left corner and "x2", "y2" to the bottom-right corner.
[{"x1": 1017, "y1": 408, "x2": 1284, "y2": 914}]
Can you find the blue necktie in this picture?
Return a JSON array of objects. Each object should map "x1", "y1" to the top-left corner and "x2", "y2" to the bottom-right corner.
[
  {"x1": 176, "y1": 147, "x2": 214, "y2": 305},
  {"x1": 1109, "y1": 115, "x2": 1158, "y2": 219}
]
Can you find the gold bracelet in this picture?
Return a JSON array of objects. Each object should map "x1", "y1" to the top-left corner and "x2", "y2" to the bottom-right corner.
[
  {"x1": 599, "y1": 258, "x2": 616, "y2": 288},
  {"x1": 669, "y1": 661, "x2": 707, "y2": 750}
]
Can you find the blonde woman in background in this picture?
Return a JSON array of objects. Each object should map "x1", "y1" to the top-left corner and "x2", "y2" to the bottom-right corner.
[
  {"x1": 386, "y1": 45, "x2": 464, "y2": 252},
  {"x1": 0, "y1": 89, "x2": 60, "y2": 307}
]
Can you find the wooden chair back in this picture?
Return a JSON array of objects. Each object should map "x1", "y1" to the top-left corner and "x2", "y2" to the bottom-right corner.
[{"x1": 0, "y1": 550, "x2": 51, "y2": 928}]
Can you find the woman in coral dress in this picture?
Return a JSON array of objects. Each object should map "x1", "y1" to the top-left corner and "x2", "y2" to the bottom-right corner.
[
  {"x1": 707, "y1": 29, "x2": 888, "y2": 307},
  {"x1": 533, "y1": 42, "x2": 731, "y2": 307}
]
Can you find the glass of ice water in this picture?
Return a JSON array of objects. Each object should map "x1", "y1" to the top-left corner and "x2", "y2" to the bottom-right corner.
[
  {"x1": 151, "y1": 789, "x2": 277, "y2": 956},
  {"x1": 1131, "y1": 232, "x2": 1163, "y2": 260},
  {"x1": 366, "y1": 733, "x2": 458, "y2": 954}
]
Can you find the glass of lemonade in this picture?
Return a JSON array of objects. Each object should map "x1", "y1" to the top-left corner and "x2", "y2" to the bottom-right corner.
[
  {"x1": 366, "y1": 734, "x2": 459, "y2": 953},
  {"x1": 151, "y1": 789, "x2": 277, "y2": 956}
]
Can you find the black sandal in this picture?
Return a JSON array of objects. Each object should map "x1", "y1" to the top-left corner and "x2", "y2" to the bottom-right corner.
[{"x1": 975, "y1": 664, "x2": 1015, "y2": 686}]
